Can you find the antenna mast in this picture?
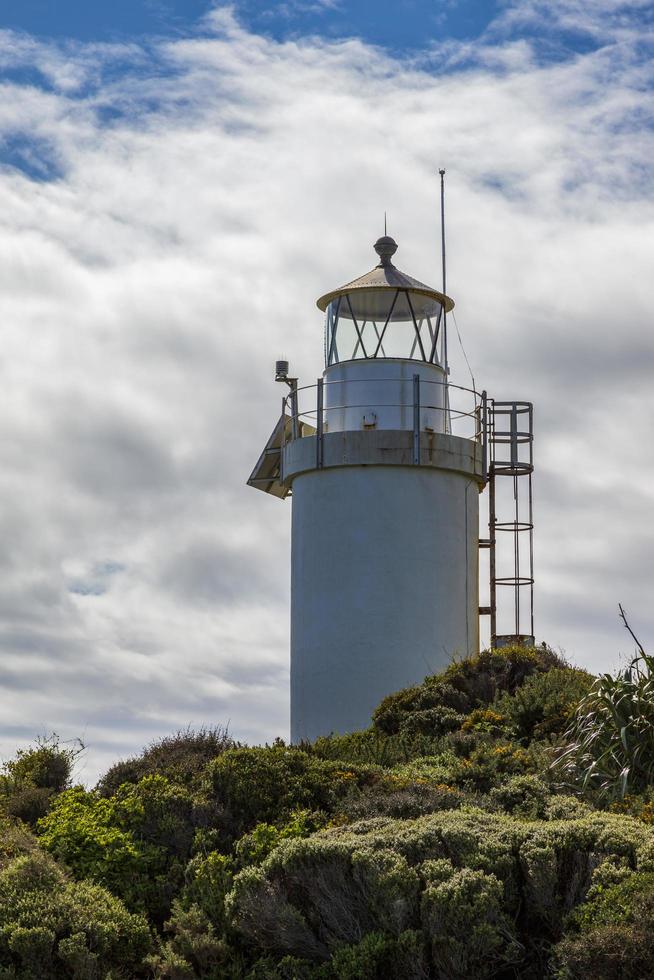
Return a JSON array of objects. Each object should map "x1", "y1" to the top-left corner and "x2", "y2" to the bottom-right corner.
[{"x1": 439, "y1": 168, "x2": 450, "y2": 431}]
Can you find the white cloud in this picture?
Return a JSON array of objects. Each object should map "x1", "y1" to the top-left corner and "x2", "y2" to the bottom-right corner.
[
  {"x1": 0, "y1": 6, "x2": 652, "y2": 780},
  {"x1": 493, "y1": 0, "x2": 654, "y2": 43}
]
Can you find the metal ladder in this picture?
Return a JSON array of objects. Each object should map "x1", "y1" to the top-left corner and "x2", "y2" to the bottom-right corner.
[{"x1": 479, "y1": 400, "x2": 534, "y2": 647}]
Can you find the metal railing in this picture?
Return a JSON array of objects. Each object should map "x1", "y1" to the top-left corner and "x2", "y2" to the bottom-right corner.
[{"x1": 281, "y1": 376, "x2": 487, "y2": 468}]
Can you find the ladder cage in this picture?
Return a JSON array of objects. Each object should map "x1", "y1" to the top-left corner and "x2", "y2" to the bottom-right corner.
[{"x1": 481, "y1": 400, "x2": 534, "y2": 647}]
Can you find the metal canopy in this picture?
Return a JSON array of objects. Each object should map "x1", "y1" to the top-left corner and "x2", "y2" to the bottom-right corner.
[
  {"x1": 247, "y1": 415, "x2": 292, "y2": 498},
  {"x1": 248, "y1": 414, "x2": 317, "y2": 498},
  {"x1": 316, "y1": 236, "x2": 454, "y2": 315}
]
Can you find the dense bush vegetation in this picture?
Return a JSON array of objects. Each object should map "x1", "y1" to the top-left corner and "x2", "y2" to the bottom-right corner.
[
  {"x1": 0, "y1": 813, "x2": 152, "y2": 977},
  {"x1": 2, "y1": 642, "x2": 654, "y2": 978},
  {"x1": 554, "y1": 646, "x2": 654, "y2": 802}
]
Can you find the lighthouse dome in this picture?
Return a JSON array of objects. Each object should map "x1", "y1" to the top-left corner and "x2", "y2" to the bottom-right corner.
[{"x1": 317, "y1": 237, "x2": 453, "y2": 366}]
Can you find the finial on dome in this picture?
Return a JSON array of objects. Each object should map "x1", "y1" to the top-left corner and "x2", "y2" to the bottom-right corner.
[{"x1": 374, "y1": 236, "x2": 398, "y2": 267}]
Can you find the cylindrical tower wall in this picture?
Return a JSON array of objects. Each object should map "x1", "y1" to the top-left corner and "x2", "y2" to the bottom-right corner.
[
  {"x1": 324, "y1": 359, "x2": 446, "y2": 434},
  {"x1": 290, "y1": 465, "x2": 479, "y2": 743}
]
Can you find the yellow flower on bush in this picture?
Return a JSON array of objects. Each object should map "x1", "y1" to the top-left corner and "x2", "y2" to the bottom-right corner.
[
  {"x1": 610, "y1": 796, "x2": 654, "y2": 825},
  {"x1": 461, "y1": 709, "x2": 507, "y2": 733},
  {"x1": 332, "y1": 770, "x2": 357, "y2": 782}
]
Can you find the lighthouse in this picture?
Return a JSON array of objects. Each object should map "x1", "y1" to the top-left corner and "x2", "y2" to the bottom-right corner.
[{"x1": 248, "y1": 232, "x2": 534, "y2": 743}]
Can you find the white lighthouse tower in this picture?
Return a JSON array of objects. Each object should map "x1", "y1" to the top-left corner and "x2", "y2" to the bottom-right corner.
[{"x1": 249, "y1": 232, "x2": 534, "y2": 743}]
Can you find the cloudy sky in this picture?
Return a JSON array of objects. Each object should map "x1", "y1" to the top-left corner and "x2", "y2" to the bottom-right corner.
[{"x1": 0, "y1": 0, "x2": 652, "y2": 783}]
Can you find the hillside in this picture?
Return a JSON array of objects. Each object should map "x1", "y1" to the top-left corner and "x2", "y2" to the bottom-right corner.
[{"x1": 1, "y1": 644, "x2": 654, "y2": 979}]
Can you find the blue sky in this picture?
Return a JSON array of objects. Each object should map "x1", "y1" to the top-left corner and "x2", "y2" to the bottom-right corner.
[
  {"x1": 1, "y1": 0, "x2": 210, "y2": 42},
  {"x1": 0, "y1": 0, "x2": 652, "y2": 781},
  {"x1": 0, "y1": 0, "x2": 608, "y2": 55},
  {"x1": 2, "y1": 1, "x2": 498, "y2": 47}
]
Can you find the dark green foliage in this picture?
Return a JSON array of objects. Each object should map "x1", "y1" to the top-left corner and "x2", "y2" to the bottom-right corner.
[
  {"x1": 440, "y1": 645, "x2": 566, "y2": 702},
  {"x1": 96, "y1": 726, "x2": 235, "y2": 796},
  {"x1": 2, "y1": 734, "x2": 81, "y2": 794},
  {"x1": 373, "y1": 682, "x2": 468, "y2": 737},
  {"x1": 488, "y1": 774, "x2": 550, "y2": 819},
  {"x1": 552, "y1": 872, "x2": 654, "y2": 978},
  {"x1": 245, "y1": 935, "x2": 430, "y2": 980},
  {"x1": 554, "y1": 649, "x2": 654, "y2": 802},
  {"x1": 329, "y1": 930, "x2": 429, "y2": 979},
  {"x1": 146, "y1": 902, "x2": 229, "y2": 979},
  {"x1": 206, "y1": 746, "x2": 379, "y2": 843},
  {"x1": 553, "y1": 924, "x2": 654, "y2": 980},
  {"x1": 245, "y1": 954, "x2": 329, "y2": 979},
  {"x1": 227, "y1": 807, "x2": 654, "y2": 977},
  {"x1": 497, "y1": 668, "x2": 593, "y2": 744},
  {"x1": 234, "y1": 810, "x2": 325, "y2": 869},
  {"x1": 37, "y1": 775, "x2": 211, "y2": 922},
  {"x1": 0, "y1": 734, "x2": 83, "y2": 828},
  {"x1": 0, "y1": 817, "x2": 152, "y2": 979},
  {"x1": 567, "y1": 870, "x2": 654, "y2": 933},
  {"x1": 422, "y1": 866, "x2": 520, "y2": 978},
  {"x1": 373, "y1": 645, "x2": 566, "y2": 737},
  {"x1": 180, "y1": 851, "x2": 234, "y2": 929},
  {"x1": 609, "y1": 789, "x2": 654, "y2": 823},
  {"x1": 389, "y1": 740, "x2": 539, "y2": 794},
  {"x1": 340, "y1": 780, "x2": 464, "y2": 821},
  {"x1": 3, "y1": 641, "x2": 653, "y2": 978},
  {"x1": 309, "y1": 729, "x2": 443, "y2": 767},
  {"x1": 3, "y1": 786, "x2": 54, "y2": 827}
]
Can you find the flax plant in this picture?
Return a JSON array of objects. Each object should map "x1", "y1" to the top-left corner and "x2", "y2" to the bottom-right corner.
[{"x1": 554, "y1": 606, "x2": 654, "y2": 803}]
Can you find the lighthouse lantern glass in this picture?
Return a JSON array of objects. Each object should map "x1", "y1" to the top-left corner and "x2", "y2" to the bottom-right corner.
[{"x1": 326, "y1": 288, "x2": 443, "y2": 366}]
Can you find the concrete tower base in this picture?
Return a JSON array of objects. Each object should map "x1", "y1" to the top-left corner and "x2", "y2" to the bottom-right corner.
[{"x1": 289, "y1": 459, "x2": 480, "y2": 743}]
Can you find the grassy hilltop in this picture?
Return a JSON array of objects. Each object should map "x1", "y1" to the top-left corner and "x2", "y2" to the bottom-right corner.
[{"x1": 2, "y1": 643, "x2": 654, "y2": 979}]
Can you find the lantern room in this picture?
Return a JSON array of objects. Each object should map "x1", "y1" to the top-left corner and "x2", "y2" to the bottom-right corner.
[{"x1": 317, "y1": 235, "x2": 454, "y2": 366}]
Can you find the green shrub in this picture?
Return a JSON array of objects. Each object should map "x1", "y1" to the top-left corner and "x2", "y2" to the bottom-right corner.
[
  {"x1": 441, "y1": 644, "x2": 566, "y2": 704},
  {"x1": 146, "y1": 943, "x2": 196, "y2": 980},
  {"x1": 330, "y1": 929, "x2": 428, "y2": 979},
  {"x1": 0, "y1": 849, "x2": 152, "y2": 978},
  {"x1": 460, "y1": 708, "x2": 510, "y2": 735},
  {"x1": 227, "y1": 807, "x2": 654, "y2": 976},
  {"x1": 498, "y1": 668, "x2": 593, "y2": 744},
  {"x1": 552, "y1": 872, "x2": 654, "y2": 978},
  {"x1": 555, "y1": 650, "x2": 654, "y2": 802},
  {"x1": 206, "y1": 747, "x2": 379, "y2": 843},
  {"x1": 0, "y1": 815, "x2": 40, "y2": 870},
  {"x1": 37, "y1": 785, "x2": 146, "y2": 894},
  {"x1": 373, "y1": 645, "x2": 565, "y2": 737},
  {"x1": 1, "y1": 734, "x2": 82, "y2": 795},
  {"x1": 3, "y1": 786, "x2": 54, "y2": 828},
  {"x1": 309, "y1": 730, "x2": 443, "y2": 768},
  {"x1": 38, "y1": 775, "x2": 208, "y2": 921},
  {"x1": 553, "y1": 923, "x2": 654, "y2": 979},
  {"x1": 372, "y1": 682, "x2": 468, "y2": 737},
  {"x1": 228, "y1": 838, "x2": 420, "y2": 961},
  {"x1": 180, "y1": 851, "x2": 234, "y2": 930},
  {"x1": 148, "y1": 903, "x2": 227, "y2": 978},
  {"x1": 609, "y1": 790, "x2": 654, "y2": 824},
  {"x1": 488, "y1": 774, "x2": 550, "y2": 819},
  {"x1": 422, "y1": 867, "x2": 520, "y2": 978},
  {"x1": 245, "y1": 955, "x2": 328, "y2": 979},
  {"x1": 235, "y1": 810, "x2": 324, "y2": 869},
  {"x1": 0, "y1": 735, "x2": 84, "y2": 828},
  {"x1": 97, "y1": 726, "x2": 235, "y2": 796},
  {"x1": 388, "y1": 744, "x2": 534, "y2": 794},
  {"x1": 566, "y1": 870, "x2": 654, "y2": 933},
  {"x1": 340, "y1": 780, "x2": 464, "y2": 822}
]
